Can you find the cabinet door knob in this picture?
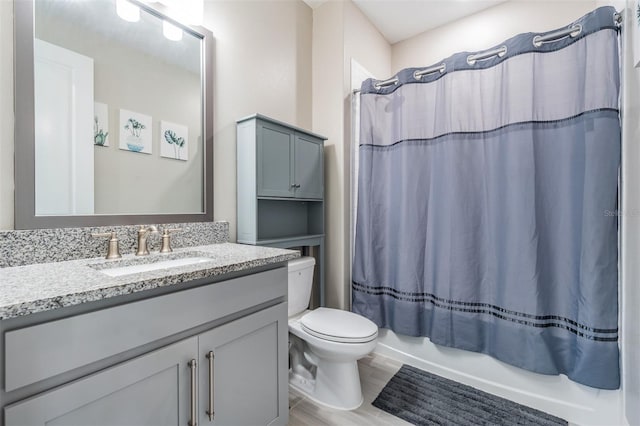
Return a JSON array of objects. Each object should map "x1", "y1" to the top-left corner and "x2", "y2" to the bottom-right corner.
[
  {"x1": 206, "y1": 351, "x2": 215, "y2": 421},
  {"x1": 188, "y1": 360, "x2": 197, "y2": 426}
]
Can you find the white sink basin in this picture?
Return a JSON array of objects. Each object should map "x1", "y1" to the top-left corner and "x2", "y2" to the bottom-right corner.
[{"x1": 99, "y1": 256, "x2": 214, "y2": 277}]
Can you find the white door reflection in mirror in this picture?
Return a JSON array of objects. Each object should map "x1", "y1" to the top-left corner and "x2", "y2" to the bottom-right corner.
[{"x1": 34, "y1": 39, "x2": 94, "y2": 216}]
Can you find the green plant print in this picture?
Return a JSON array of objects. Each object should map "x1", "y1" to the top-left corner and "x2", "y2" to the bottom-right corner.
[
  {"x1": 94, "y1": 116, "x2": 108, "y2": 146},
  {"x1": 164, "y1": 129, "x2": 185, "y2": 159},
  {"x1": 124, "y1": 118, "x2": 146, "y2": 138}
]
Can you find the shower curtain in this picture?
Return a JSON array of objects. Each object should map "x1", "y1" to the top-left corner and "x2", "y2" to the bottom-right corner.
[{"x1": 352, "y1": 6, "x2": 620, "y2": 390}]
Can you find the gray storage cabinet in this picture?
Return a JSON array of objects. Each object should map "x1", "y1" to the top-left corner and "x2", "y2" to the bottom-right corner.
[
  {"x1": 253, "y1": 117, "x2": 324, "y2": 200},
  {"x1": 237, "y1": 114, "x2": 327, "y2": 306},
  {"x1": 1, "y1": 267, "x2": 289, "y2": 426}
]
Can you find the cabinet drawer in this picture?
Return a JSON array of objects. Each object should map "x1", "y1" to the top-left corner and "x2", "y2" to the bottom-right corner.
[{"x1": 4, "y1": 267, "x2": 286, "y2": 392}]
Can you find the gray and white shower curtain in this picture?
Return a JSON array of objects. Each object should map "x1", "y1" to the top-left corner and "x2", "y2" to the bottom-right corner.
[{"x1": 352, "y1": 7, "x2": 620, "y2": 389}]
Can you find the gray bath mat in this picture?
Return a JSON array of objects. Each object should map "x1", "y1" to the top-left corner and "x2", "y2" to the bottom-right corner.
[{"x1": 372, "y1": 365, "x2": 567, "y2": 426}]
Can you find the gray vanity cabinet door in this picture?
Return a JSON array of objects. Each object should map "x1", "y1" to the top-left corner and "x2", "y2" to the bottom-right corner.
[
  {"x1": 257, "y1": 121, "x2": 295, "y2": 198},
  {"x1": 294, "y1": 133, "x2": 324, "y2": 199},
  {"x1": 4, "y1": 337, "x2": 198, "y2": 426},
  {"x1": 198, "y1": 303, "x2": 288, "y2": 426}
]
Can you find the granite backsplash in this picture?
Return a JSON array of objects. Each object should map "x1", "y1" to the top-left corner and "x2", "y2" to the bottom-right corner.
[{"x1": 0, "y1": 221, "x2": 229, "y2": 268}]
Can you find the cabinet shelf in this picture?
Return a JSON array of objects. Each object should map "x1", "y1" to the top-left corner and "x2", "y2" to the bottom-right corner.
[
  {"x1": 254, "y1": 234, "x2": 324, "y2": 246},
  {"x1": 256, "y1": 199, "x2": 323, "y2": 241},
  {"x1": 257, "y1": 196, "x2": 323, "y2": 202}
]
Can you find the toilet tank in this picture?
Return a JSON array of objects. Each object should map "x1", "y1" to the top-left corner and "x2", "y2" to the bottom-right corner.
[{"x1": 287, "y1": 257, "x2": 316, "y2": 317}]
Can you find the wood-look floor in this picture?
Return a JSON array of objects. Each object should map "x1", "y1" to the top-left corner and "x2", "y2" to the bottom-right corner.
[{"x1": 288, "y1": 353, "x2": 412, "y2": 425}]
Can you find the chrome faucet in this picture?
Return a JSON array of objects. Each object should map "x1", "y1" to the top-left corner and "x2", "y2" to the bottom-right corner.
[{"x1": 136, "y1": 225, "x2": 158, "y2": 256}]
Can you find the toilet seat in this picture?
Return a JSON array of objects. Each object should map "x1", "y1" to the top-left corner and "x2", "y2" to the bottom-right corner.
[{"x1": 300, "y1": 308, "x2": 378, "y2": 343}]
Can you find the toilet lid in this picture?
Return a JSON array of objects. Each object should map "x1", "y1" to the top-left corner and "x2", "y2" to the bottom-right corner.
[{"x1": 300, "y1": 308, "x2": 378, "y2": 343}]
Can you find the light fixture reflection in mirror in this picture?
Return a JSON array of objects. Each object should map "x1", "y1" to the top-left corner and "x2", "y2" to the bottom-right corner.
[
  {"x1": 115, "y1": 0, "x2": 139, "y2": 22},
  {"x1": 163, "y1": 21, "x2": 183, "y2": 41}
]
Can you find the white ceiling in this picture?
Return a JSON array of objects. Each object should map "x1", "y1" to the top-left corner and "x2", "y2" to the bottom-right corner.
[{"x1": 305, "y1": 0, "x2": 509, "y2": 45}]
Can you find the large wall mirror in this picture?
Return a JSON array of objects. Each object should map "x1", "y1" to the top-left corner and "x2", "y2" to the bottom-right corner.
[{"x1": 14, "y1": 0, "x2": 213, "y2": 229}]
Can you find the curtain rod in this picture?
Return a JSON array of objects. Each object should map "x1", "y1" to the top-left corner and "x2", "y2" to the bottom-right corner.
[{"x1": 352, "y1": 11, "x2": 622, "y2": 96}]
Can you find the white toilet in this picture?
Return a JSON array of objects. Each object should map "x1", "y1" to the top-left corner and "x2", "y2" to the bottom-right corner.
[{"x1": 287, "y1": 257, "x2": 378, "y2": 410}]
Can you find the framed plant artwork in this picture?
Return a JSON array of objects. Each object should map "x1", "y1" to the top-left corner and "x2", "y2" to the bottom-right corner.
[
  {"x1": 160, "y1": 121, "x2": 188, "y2": 161},
  {"x1": 119, "y1": 109, "x2": 152, "y2": 154},
  {"x1": 94, "y1": 102, "x2": 109, "y2": 147}
]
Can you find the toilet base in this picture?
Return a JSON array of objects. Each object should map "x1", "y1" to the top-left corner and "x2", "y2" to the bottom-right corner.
[
  {"x1": 289, "y1": 358, "x2": 364, "y2": 411},
  {"x1": 287, "y1": 311, "x2": 378, "y2": 411}
]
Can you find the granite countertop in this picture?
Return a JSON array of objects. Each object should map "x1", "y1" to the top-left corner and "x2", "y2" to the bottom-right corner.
[{"x1": 0, "y1": 243, "x2": 299, "y2": 320}]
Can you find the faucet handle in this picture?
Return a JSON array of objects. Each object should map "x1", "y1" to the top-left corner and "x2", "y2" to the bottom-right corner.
[
  {"x1": 160, "y1": 228, "x2": 182, "y2": 253},
  {"x1": 91, "y1": 231, "x2": 122, "y2": 260}
]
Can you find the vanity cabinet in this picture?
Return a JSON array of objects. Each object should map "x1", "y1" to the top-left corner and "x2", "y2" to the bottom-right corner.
[{"x1": 1, "y1": 267, "x2": 289, "y2": 426}]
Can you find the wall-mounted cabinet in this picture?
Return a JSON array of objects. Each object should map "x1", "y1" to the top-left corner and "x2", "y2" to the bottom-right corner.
[
  {"x1": 237, "y1": 114, "x2": 327, "y2": 305},
  {"x1": 255, "y1": 118, "x2": 324, "y2": 200}
]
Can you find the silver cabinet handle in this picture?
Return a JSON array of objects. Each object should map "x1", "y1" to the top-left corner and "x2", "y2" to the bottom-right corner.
[
  {"x1": 188, "y1": 360, "x2": 197, "y2": 426},
  {"x1": 206, "y1": 351, "x2": 214, "y2": 421}
]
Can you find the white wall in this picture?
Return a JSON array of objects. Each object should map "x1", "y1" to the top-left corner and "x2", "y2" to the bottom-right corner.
[
  {"x1": 312, "y1": 0, "x2": 390, "y2": 309},
  {"x1": 370, "y1": 2, "x2": 631, "y2": 425}
]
